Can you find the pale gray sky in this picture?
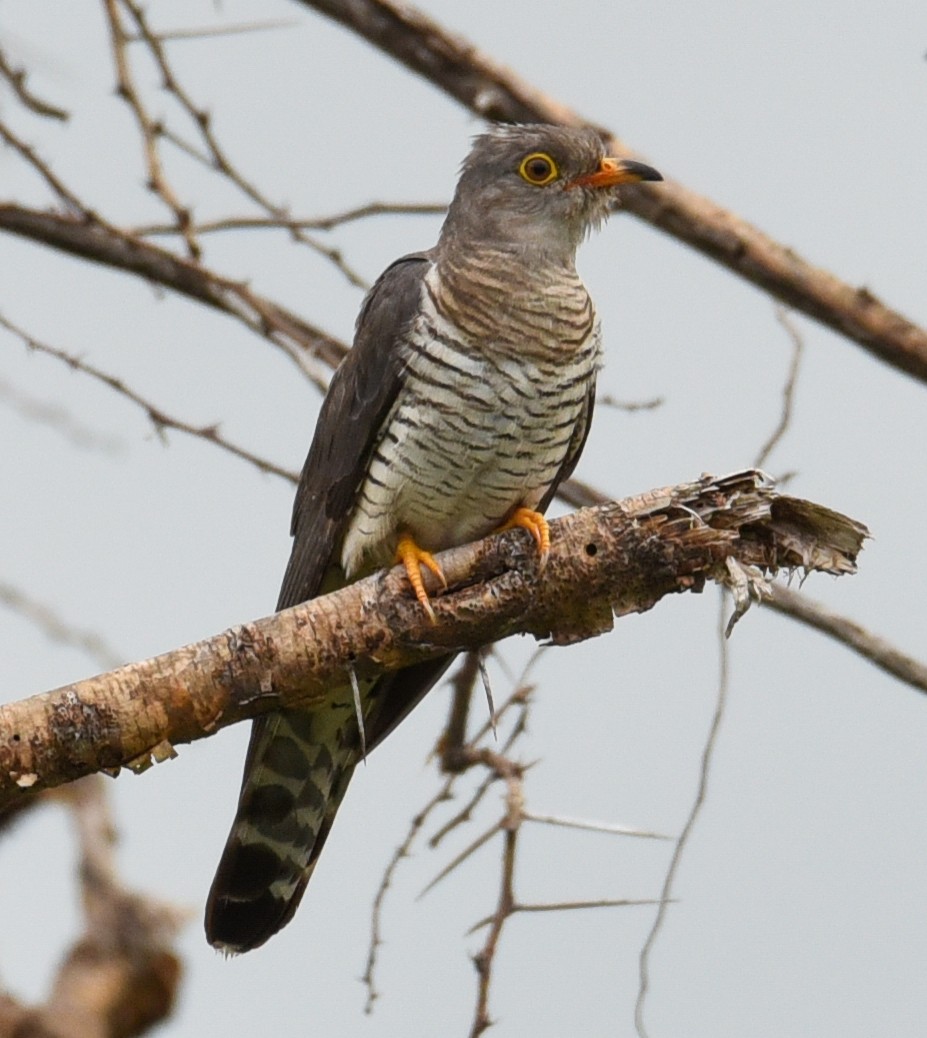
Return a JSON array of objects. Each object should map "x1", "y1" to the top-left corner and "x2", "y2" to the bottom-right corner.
[{"x1": 1, "y1": 2, "x2": 925, "y2": 1036}]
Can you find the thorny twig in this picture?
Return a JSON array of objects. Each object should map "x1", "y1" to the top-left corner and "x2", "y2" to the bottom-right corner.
[
  {"x1": 362, "y1": 650, "x2": 663, "y2": 1034},
  {"x1": 363, "y1": 654, "x2": 530, "y2": 1012},
  {"x1": 0, "y1": 312, "x2": 299, "y2": 484},
  {"x1": 0, "y1": 120, "x2": 92, "y2": 216}
]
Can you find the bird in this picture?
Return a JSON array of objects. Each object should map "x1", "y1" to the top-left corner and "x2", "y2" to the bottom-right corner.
[{"x1": 205, "y1": 123, "x2": 662, "y2": 953}]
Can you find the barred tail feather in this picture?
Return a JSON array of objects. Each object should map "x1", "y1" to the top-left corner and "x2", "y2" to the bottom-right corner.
[{"x1": 205, "y1": 706, "x2": 357, "y2": 953}]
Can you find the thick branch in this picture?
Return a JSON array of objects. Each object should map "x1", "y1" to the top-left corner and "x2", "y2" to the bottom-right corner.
[
  {"x1": 0, "y1": 471, "x2": 867, "y2": 805},
  {"x1": 0, "y1": 203, "x2": 346, "y2": 382},
  {"x1": 299, "y1": 0, "x2": 927, "y2": 384}
]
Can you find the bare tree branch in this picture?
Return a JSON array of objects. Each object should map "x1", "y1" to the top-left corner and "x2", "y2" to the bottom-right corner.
[
  {"x1": 1, "y1": 204, "x2": 911, "y2": 698},
  {"x1": 766, "y1": 584, "x2": 927, "y2": 696},
  {"x1": 133, "y1": 200, "x2": 447, "y2": 239},
  {"x1": 103, "y1": 0, "x2": 201, "y2": 259},
  {"x1": 0, "y1": 471, "x2": 866, "y2": 805},
  {"x1": 119, "y1": 0, "x2": 367, "y2": 286},
  {"x1": 0, "y1": 203, "x2": 344, "y2": 387},
  {"x1": 298, "y1": 0, "x2": 927, "y2": 384},
  {"x1": 0, "y1": 120, "x2": 93, "y2": 216},
  {"x1": 0, "y1": 311, "x2": 299, "y2": 484},
  {"x1": 0, "y1": 44, "x2": 68, "y2": 121}
]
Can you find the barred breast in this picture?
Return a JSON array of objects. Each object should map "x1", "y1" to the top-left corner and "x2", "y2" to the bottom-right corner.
[{"x1": 340, "y1": 248, "x2": 601, "y2": 578}]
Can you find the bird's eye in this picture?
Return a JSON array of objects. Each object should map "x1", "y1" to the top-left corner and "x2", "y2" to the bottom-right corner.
[{"x1": 518, "y1": 152, "x2": 559, "y2": 186}]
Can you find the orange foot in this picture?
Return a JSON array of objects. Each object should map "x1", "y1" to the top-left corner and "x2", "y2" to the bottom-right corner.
[
  {"x1": 497, "y1": 507, "x2": 550, "y2": 565},
  {"x1": 396, "y1": 532, "x2": 447, "y2": 622}
]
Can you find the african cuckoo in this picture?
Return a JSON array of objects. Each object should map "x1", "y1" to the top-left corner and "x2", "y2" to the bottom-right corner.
[{"x1": 205, "y1": 124, "x2": 662, "y2": 952}]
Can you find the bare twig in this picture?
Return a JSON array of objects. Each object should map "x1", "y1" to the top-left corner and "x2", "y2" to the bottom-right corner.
[
  {"x1": 133, "y1": 201, "x2": 447, "y2": 239},
  {"x1": 0, "y1": 44, "x2": 68, "y2": 120},
  {"x1": 362, "y1": 778, "x2": 454, "y2": 1013},
  {"x1": 0, "y1": 203, "x2": 343, "y2": 388},
  {"x1": 120, "y1": 0, "x2": 367, "y2": 287},
  {"x1": 0, "y1": 311, "x2": 299, "y2": 484},
  {"x1": 0, "y1": 582, "x2": 124, "y2": 671},
  {"x1": 635, "y1": 591, "x2": 732, "y2": 1037},
  {"x1": 754, "y1": 306, "x2": 804, "y2": 468},
  {"x1": 299, "y1": 0, "x2": 927, "y2": 383},
  {"x1": 125, "y1": 18, "x2": 298, "y2": 43},
  {"x1": 468, "y1": 751, "x2": 522, "y2": 1038},
  {"x1": 0, "y1": 120, "x2": 91, "y2": 215},
  {"x1": 103, "y1": 0, "x2": 200, "y2": 258},
  {"x1": 767, "y1": 584, "x2": 927, "y2": 696},
  {"x1": 0, "y1": 374, "x2": 123, "y2": 453},
  {"x1": 598, "y1": 393, "x2": 665, "y2": 413}
]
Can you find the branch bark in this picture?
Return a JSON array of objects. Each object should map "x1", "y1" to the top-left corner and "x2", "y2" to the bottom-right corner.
[
  {"x1": 300, "y1": 0, "x2": 927, "y2": 384},
  {"x1": 0, "y1": 471, "x2": 867, "y2": 806},
  {"x1": 0, "y1": 203, "x2": 346, "y2": 383}
]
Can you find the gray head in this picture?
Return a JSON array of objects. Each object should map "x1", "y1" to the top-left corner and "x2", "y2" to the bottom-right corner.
[{"x1": 439, "y1": 124, "x2": 661, "y2": 261}]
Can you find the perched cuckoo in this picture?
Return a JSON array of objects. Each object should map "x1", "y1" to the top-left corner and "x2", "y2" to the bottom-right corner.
[{"x1": 205, "y1": 124, "x2": 662, "y2": 953}]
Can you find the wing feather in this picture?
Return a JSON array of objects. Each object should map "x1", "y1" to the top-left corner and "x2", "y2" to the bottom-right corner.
[{"x1": 276, "y1": 252, "x2": 432, "y2": 610}]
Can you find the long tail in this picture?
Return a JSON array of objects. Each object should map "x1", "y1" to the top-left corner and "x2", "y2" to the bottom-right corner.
[
  {"x1": 205, "y1": 657, "x2": 454, "y2": 953},
  {"x1": 205, "y1": 705, "x2": 356, "y2": 953}
]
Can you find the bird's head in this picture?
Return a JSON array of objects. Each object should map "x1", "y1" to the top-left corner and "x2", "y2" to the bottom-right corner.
[{"x1": 440, "y1": 124, "x2": 662, "y2": 261}]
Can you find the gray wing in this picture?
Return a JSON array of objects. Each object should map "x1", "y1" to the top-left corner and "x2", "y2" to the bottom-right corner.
[
  {"x1": 276, "y1": 251, "x2": 433, "y2": 610},
  {"x1": 539, "y1": 377, "x2": 597, "y2": 513},
  {"x1": 205, "y1": 254, "x2": 439, "y2": 953}
]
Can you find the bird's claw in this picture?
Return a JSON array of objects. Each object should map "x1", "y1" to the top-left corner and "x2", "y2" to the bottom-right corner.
[
  {"x1": 396, "y1": 533, "x2": 446, "y2": 622},
  {"x1": 498, "y1": 507, "x2": 550, "y2": 568}
]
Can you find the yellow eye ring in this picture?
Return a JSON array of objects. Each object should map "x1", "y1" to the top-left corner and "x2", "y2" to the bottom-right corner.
[{"x1": 518, "y1": 152, "x2": 559, "y2": 186}]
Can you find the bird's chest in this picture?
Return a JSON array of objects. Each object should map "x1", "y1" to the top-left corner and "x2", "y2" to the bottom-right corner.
[{"x1": 339, "y1": 299, "x2": 600, "y2": 577}]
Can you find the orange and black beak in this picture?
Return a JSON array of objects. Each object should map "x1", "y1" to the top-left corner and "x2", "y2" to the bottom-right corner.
[{"x1": 569, "y1": 156, "x2": 662, "y2": 189}]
